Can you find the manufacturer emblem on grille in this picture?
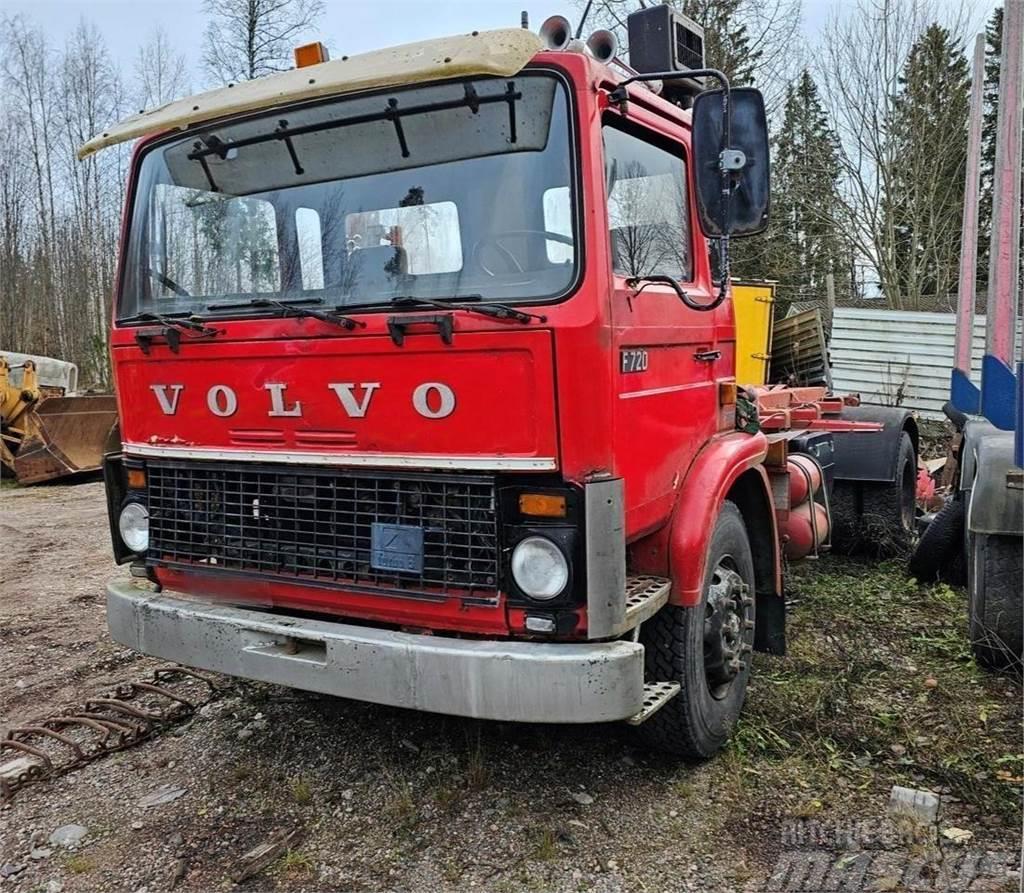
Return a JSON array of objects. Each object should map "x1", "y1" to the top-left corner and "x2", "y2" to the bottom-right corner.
[
  {"x1": 370, "y1": 523, "x2": 425, "y2": 574},
  {"x1": 148, "y1": 381, "x2": 457, "y2": 419}
]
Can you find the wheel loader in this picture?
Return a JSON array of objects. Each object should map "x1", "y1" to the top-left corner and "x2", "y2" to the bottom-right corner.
[{"x1": 0, "y1": 351, "x2": 118, "y2": 485}]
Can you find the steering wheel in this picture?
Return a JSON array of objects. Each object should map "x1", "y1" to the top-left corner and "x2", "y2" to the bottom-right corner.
[{"x1": 471, "y1": 230, "x2": 574, "y2": 277}]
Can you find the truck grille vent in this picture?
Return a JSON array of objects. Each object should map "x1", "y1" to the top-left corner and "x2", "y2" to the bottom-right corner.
[{"x1": 145, "y1": 460, "x2": 499, "y2": 599}]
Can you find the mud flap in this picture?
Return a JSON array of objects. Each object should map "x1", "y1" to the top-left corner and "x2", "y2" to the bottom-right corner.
[{"x1": 754, "y1": 592, "x2": 785, "y2": 655}]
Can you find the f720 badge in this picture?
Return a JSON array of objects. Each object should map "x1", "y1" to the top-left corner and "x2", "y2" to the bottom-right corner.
[{"x1": 620, "y1": 349, "x2": 649, "y2": 374}]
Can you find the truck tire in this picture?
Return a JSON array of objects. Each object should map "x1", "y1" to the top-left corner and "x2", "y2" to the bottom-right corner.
[
  {"x1": 969, "y1": 533, "x2": 1023, "y2": 671},
  {"x1": 829, "y1": 480, "x2": 861, "y2": 554},
  {"x1": 636, "y1": 501, "x2": 756, "y2": 759},
  {"x1": 861, "y1": 431, "x2": 916, "y2": 554},
  {"x1": 909, "y1": 498, "x2": 966, "y2": 585},
  {"x1": 831, "y1": 432, "x2": 916, "y2": 556}
]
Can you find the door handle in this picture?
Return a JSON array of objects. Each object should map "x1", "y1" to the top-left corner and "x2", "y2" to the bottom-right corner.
[{"x1": 694, "y1": 349, "x2": 721, "y2": 362}]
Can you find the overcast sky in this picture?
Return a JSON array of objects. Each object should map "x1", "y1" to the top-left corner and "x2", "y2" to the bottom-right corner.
[
  {"x1": 2, "y1": 0, "x2": 877, "y2": 79},
  {"x1": 4, "y1": 0, "x2": 997, "y2": 91}
]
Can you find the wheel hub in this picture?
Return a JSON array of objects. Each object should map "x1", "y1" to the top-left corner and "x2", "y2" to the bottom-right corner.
[{"x1": 703, "y1": 563, "x2": 754, "y2": 699}]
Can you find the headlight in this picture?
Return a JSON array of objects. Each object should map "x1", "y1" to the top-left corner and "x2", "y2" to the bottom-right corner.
[
  {"x1": 118, "y1": 502, "x2": 149, "y2": 553},
  {"x1": 511, "y1": 536, "x2": 569, "y2": 600}
]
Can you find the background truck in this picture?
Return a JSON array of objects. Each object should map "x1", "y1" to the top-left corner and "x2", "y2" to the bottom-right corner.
[
  {"x1": 85, "y1": 8, "x2": 917, "y2": 758},
  {"x1": 910, "y1": 0, "x2": 1022, "y2": 670}
]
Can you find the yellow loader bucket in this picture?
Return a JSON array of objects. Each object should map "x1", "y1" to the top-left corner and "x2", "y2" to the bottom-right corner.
[{"x1": 12, "y1": 394, "x2": 119, "y2": 485}]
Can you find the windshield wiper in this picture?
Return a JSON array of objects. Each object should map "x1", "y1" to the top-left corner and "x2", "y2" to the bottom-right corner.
[
  {"x1": 206, "y1": 297, "x2": 364, "y2": 330},
  {"x1": 146, "y1": 269, "x2": 191, "y2": 297},
  {"x1": 343, "y1": 295, "x2": 546, "y2": 324},
  {"x1": 123, "y1": 311, "x2": 220, "y2": 354},
  {"x1": 127, "y1": 311, "x2": 219, "y2": 336}
]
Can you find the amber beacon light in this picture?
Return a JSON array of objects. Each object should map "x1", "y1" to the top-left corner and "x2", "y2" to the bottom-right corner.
[{"x1": 294, "y1": 42, "x2": 330, "y2": 68}]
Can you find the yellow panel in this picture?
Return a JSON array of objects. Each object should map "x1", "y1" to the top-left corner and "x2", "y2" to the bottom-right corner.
[
  {"x1": 732, "y1": 280, "x2": 776, "y2": 386},
  {"x1": 79, "y1": 28, "x2": 542, "y2": 159}
]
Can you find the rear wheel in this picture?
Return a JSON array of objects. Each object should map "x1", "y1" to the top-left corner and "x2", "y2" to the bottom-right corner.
[
  {"x1": 831, "y1": 432, "x2": 916, "y2": 556},
  {"x1": 909, "y1": 498, "x2": 966, "y2": 585},
  {"x1": 636, "y1": 501, "x2": 755, "y2": 758},
  {"x1": 969, "y1": 533, "x2": 1023, "y2": 671}
]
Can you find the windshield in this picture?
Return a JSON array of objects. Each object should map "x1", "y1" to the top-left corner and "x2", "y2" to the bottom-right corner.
[{"x1": 118, "y1": 72, "x2": 577, "y2": 320}]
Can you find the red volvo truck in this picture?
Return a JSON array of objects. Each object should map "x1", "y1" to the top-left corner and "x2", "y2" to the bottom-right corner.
[{"x1": 84, "y1": 9, "x2": 916, "y2": 757}]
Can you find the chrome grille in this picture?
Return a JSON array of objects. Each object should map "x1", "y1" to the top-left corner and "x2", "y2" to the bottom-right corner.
[{"x1": 145, "y1": 460, "x2": 499, "y2": 598}]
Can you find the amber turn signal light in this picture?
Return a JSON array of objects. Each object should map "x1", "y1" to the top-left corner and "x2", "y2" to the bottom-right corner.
[
  {"x1": 719, "y1": 380, "x2": 737, "y2": 406},
  {"x1": 519, "y1": 493, "x2": 567, "y2": 518},
  {"x1": 294, "y1": 42, "x2": 330, "y2": 68},
  {"x1": 126, "y1": 468, "x2": 147, "y2": 489}
]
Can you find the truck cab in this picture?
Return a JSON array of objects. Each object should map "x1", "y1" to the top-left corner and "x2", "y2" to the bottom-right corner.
[{"x1": 91, "y1": 16, "x2": 790, "y2": 757}]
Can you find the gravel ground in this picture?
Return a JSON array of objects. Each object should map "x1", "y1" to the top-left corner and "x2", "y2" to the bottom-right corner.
[{"x1": 0, "y1": 480, "x2": 1020, "y2": 893}]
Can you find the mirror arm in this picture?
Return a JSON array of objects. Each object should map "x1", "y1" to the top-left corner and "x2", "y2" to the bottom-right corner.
[
  {"x1": 626, "y1": 275, "x2": 727, "y2": 313},
  {"x1": 607, "y1": 68, "x2": 731, "y2": 106},
  {"x1": 610, "y1": 69, "x2": 736, "y2": 310}
]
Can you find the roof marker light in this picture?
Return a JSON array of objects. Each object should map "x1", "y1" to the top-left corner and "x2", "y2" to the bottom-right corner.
[{"x1": 294, "y1": 42, "x2": 329, "y2": 68}]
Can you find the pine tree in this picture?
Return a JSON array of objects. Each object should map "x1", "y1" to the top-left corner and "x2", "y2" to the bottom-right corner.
[
  {"x1": 679, "y1": 0, "x2": 760, "y2": 85},
  {"x1": 886, "y1": 24, "x2": 970, "y2": 310},
  {"x1": 764, "y1": 70, "x2": 847, "y2": 307}
]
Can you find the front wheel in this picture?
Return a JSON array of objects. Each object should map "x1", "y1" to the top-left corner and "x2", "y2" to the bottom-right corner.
[{"x1": 636, "y1": 501, "x2": 756, "y2": 758}]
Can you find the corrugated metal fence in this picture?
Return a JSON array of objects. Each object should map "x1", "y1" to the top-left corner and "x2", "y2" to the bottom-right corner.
[{"x1": 829, "y1": 308, "x2": 1020, "y2": 420}]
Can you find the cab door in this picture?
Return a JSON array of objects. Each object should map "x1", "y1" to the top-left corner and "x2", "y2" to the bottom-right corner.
[{"x1": 602, "y1": 109, "x2": 735, "y2": 538}]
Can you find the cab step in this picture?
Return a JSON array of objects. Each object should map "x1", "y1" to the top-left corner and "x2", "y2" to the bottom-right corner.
[
  {"x1": 624, "y1": 575, "x2": 671, "y2": 629},
  {"x1": 626, "y1": 681, "x2": 681, "y2": 725}
]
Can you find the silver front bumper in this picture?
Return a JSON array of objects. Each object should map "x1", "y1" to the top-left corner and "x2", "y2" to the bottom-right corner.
[{"x1": 107, "y1": 582, "x2": 645, "y2": 723}]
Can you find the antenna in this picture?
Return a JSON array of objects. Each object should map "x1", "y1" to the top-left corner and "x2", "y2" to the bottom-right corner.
[{"x1": 574, "y1": 0, "x2": 594, "y2": 39}]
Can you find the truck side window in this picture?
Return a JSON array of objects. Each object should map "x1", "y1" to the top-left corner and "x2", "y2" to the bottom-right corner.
[{"x1": 603, "y1": 123, "x2": 692, "y2": 282}]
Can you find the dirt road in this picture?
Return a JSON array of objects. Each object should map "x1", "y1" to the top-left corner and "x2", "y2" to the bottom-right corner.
[{"x1": 0, "y1": 481, "x2": 1020, "y2": 892}]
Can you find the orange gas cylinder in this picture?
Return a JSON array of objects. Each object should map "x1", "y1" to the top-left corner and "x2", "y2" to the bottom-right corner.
[
  {"x1": 787, "y1": 454, "x2": 823, "y2": 506},
  {"x1": 783, "y1": 500, "x2": 830, "y2": 560}
]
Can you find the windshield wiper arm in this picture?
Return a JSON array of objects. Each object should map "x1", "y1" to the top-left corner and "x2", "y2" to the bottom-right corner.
[
  {"x1": 130, "y1": 311, "x2": 219, "y2": 336},
  {"x1": 206, "y1": 297, "x2": 365, "y2": 330},
  {"x1": 207, "y1": 296, "x2": 324, "y2": 310},
  {"x1": 146, "y1": 269, "x2": 191, "y2": 297},
  {"x1": 382, "y1": 296, "x2": 547, "y2": 324}
]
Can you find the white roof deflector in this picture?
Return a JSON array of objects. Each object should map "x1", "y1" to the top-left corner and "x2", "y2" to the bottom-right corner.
[{"x1": 78, "y1": 28, "x2": 542, "y2": 160}]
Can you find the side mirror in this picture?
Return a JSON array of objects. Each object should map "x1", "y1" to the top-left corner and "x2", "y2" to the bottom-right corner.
[{"x1": 691, "y1": 86, "x2": 770, "y2": 237}]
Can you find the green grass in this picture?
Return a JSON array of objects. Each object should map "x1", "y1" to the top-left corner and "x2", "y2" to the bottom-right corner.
[
  {"x1": 728, "y1": 557, "x2": 1022, "y2": 820},
  {"x1": 65, "y1": 854, "x2": 96, "y2": 874},
  {"x1": 289, "y1": 775, "x2": 313, "y2": 804},
  {"x1": 529, "y1": 827, "x2": 558, "y2": 861},
  {"x1": 276, "y1": 848, "x2": 314, "y2": 877}
]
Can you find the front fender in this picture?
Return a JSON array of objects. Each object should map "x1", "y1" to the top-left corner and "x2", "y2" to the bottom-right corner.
[{"x1": 668, "y1": 431, "x2": 769, "y2": 605}]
